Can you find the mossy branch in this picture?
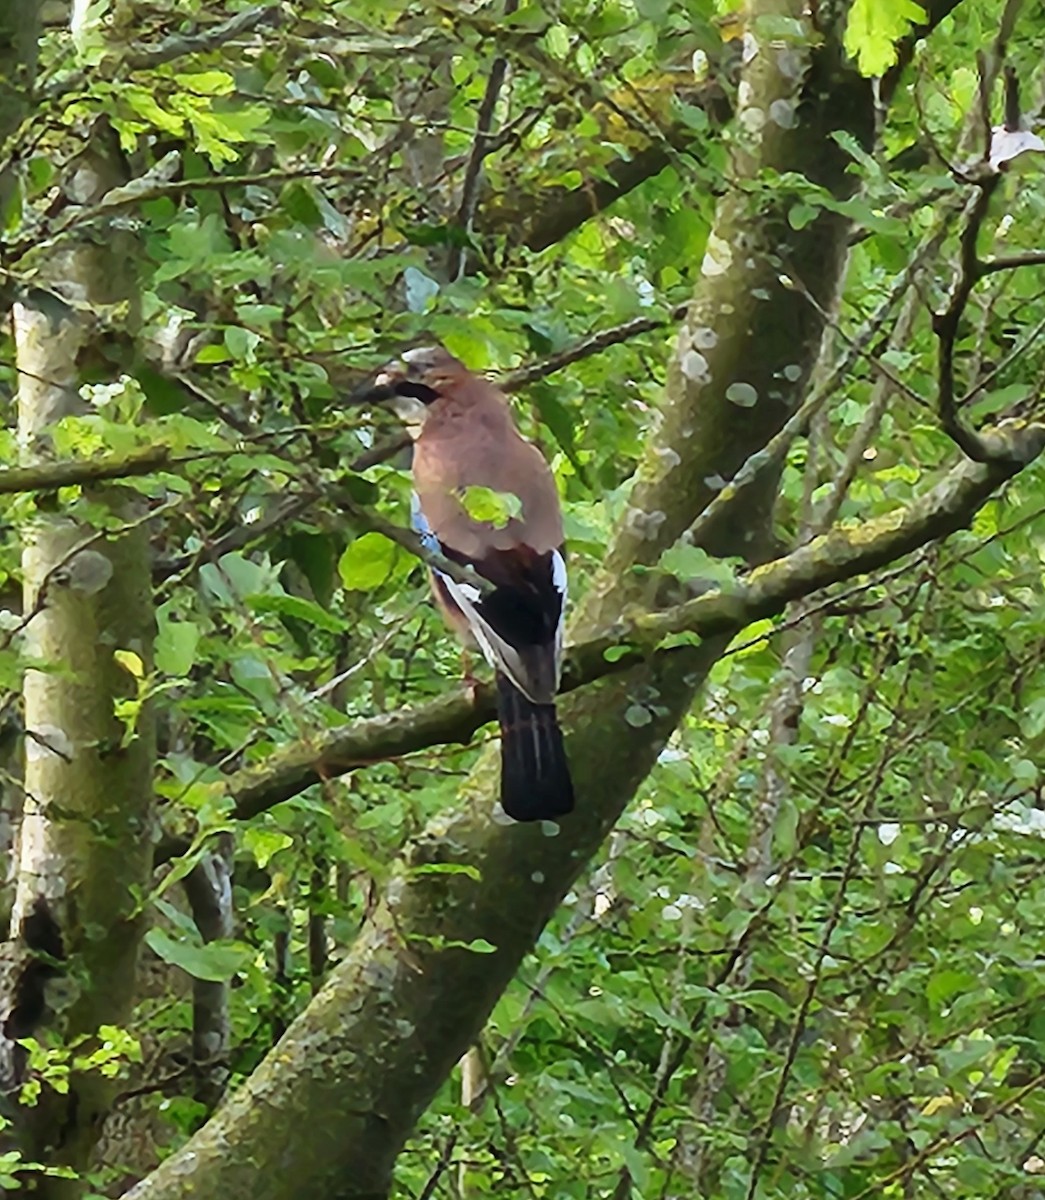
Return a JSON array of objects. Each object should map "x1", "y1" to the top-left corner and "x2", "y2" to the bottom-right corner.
[
  {"x1": 227, "y1": 437, "x2": 1040, "y2": 823},
  {"x1": 0, "y1": 448, "x2": 171, "y2": 496}
]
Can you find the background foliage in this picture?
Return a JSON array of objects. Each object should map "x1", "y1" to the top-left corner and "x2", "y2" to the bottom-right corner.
[{"x1": 1, "y1": 0, "x2": 1044, "y2": 1198}]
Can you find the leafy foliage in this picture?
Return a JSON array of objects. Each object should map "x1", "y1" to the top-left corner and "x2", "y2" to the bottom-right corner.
[
  {"x1": 845, "y1": 0, "x2": 928, "y2": 76},
  {"x1": 1, "y1": 1, "x2": 1045, "y2": 1198}
]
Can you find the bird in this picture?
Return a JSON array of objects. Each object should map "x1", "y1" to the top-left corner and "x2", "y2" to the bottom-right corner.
[{"x1": 350, "y1": 345, "x2": 573, "y2": 823}]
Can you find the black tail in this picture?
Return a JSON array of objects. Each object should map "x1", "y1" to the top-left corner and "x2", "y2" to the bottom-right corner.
[{"x1": 495, "y1": 673, "x2": 574, "y2": 822}]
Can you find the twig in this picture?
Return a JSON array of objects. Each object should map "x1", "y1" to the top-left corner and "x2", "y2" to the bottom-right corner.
[
  {"x1": 934, "y1": 182, "x2": 1004, "y2": 461},
  {"x1": 976, "y1": 250, "x2": 1045, "y2": 276},
  {"x1": 346, "y1": 305, "x2": 689, "y2": 473},
  {"x1": 688, "y1": 238, "x2": 940, "y2": 546},
  {"x1": 155, "y1": 490, "x2": 320, "y2": 582},
  {"x1": 849, "y1": 1069, "x2": 1045, "y2": 1200},
  {"x1": 348, "y1": 434, "x2": 411, "y2": 473},
  {"x1": 2, "y1": 500, "x2": 177, "y2": 651},
  {"x1": 335, "y1": 489, "x2": 494, "y2": 598},
  {"x1": 933, "y1": 60, "x2": 1037, "y2": 463},
  {"x1": 38, "y1": 6, "x2": 284, "y2": 100},
  {"x1": 5, "y1": 164, "x2": 367, "y2": 265},
  {"x1": 502, "y1": 305, "x2": 688, "y2": 391},
  {"x1": 128, "y1": 6, "x2": 282, "y2": 71},
  {"x1": 448, "y1": 0, "x2": 519, "y2": 281},
  {"x1": 743, "y1": 796, "x2": 872, "y2": 1200}
]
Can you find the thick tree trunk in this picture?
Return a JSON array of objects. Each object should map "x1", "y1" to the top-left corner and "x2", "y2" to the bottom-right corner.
[
  {"x1": 0, "y1": 0, "x2": 44, "y2": 935},
  {"x1": 119, "y1": 7, "x2": 883, "y2": 1200},
  {"x1": 0, "y1": 114, "x2": 155, "y2": 1194},
  {"x1": 0, "y1": 1, "x2": 40, "y2": 215}
]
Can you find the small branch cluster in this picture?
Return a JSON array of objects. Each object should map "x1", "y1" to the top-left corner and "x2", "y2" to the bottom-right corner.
[{"x1": 934, "y1": 62, "x2": 1045, "y2": 463}]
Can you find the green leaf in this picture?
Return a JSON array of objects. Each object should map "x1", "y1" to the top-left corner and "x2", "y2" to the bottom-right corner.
[
  {"x1": 530, "y1": 384, "x2": 589, "y2": 484},
  {"x1": 174, "y1": 70, "x2": 235, "y2": 96},
  {"x1": 224, "y1": 326, "x2": 260, "y2": 363},
  {"x1": 156, "y1": 606, "x2": 199, "y2": 678},
  {"x1": 136, "y1": 367, "x2": 185, "y2": 414},
  {"x1": 659, "y1": 542, "x2": 737, "y2": 586},
  {"x1": 844, "y1": 0, "x2": 926, "y2": 77},
  {"x1": 338, "y1": 532, "x2": 401, "y2": 591},
  {"x1": 788, "y1": 202, "x2": 818, "y2": 230},
  {"x1": 243, "y1": 827, "x2": 293, "y2": 869},
  {"x1": 464, "y1": 938, "x2": 498, "y2": 954},
  {"x1": 603, "y1": 645, "x2": 634, "y2": 663},
  {"x1": 247, "y1": 593, "x2": 346, "y2": 633},
  {"x1": 458, "y1": 486, "x2": 522, "y2": 528},
  {"x1": 114, "y1": 649, "x2": 144, "y2": 679},
  {"x1": 280, "y1": 181, "x2": 323, "y2": 227},
  {"x1": 145, "y1": 928, "x2": 253, "y2": 982}
]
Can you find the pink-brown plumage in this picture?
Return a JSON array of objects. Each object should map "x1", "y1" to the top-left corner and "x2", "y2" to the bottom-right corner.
[{"x1": 356, "y1": 346, "x2": 573, "y2": 821}]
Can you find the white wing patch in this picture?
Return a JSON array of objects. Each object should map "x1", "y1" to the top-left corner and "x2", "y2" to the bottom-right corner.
[
  {"x1": 440, "y1": 574, "x2": 538, "y2": 699},
  {"x1": 551, "y1": 549, "x2": 567, "y2": 688},
  {"x1": 551, "y1": 549, "x2": 567, "y2": 597}
]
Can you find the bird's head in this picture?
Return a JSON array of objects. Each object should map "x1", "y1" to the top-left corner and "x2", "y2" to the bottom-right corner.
[{"x1": 349, "y1": 345, "x2": 463, "y2": 433}]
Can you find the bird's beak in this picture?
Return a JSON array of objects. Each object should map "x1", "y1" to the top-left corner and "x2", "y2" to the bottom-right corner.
[{"x1": 346, "y1": 359, "x2": 406, "y2": 406}]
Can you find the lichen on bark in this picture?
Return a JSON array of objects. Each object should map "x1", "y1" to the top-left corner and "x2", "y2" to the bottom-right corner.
[{"x1": 0, "y1": 114, "x2": 156, "y2": 1195}]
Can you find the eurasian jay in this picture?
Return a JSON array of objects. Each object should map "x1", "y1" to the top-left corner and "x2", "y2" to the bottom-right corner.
[{"x1": 352, "y1": 345, "x2": 573, "y2": 823}]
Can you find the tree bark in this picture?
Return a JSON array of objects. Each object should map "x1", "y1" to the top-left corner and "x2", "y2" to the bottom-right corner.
[
  {"x1": 0, "y1": 108, "x2": 155, "y2": 1194},
  {"x1": 183, "y1": 840, "x2": 234, "y2": 1112},
  {"x1": 0, "y1": 0, "x2": 41, "y2": 217}
]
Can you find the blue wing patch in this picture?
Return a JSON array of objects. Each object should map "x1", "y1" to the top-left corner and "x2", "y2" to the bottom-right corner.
[
  {"x1": 411, "y1": 491, "x2": 444, "y2": 559},
  {"x1": 411, "y1": 492, "x2": 483, "y2": 602}
]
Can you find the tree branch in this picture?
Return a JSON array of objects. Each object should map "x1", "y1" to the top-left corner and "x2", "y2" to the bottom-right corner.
[
  {"x1": 0, "y1": 447, "x2": 171, "y2": 496},
  {"x1": 39, "y1": 5, "x2": 284, "y2": 100},
  {"x1": 126, "y1": 6, "x2": 283, "y2": 72},
  {"x1": 226, "y1": 435, "x2": 1043, "y2": 823},
  {"x1": 335, "y1": 490, "x2": 494, "y2": 598},
  {"x1": 520, "y1": 141, "x2": 699, "y2": 254},
  {"x1": 447, "y1": 0, "x2": 518, "y2": 281},
  {"x1": 501, "y1": 306, "x2": 688, "y2": 390},
  {"x1": 346, "y1": 306, "x2": 690, "y2": 473},
  {"x1": 933, "y1": 64, "x2": 1039, "y2": 463}
]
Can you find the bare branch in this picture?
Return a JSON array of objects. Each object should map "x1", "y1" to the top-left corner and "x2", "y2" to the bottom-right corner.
[
  {"x1": 934, "y1": 179, "x2": 1008, "y2": 461},
  {"x1": 687, "y1": 237, "x2": 941, "y2": 546},
  {"x1": 155, "y1": 490, "x2": 320, "y2": 582},
  {"x1": 502, "y1": 305, "x2": 687, "y2": 390},
  {"x1": 977, "y1": 250, "x2": 1045, "y2": 276},
  {"x1": 127, "y1": 6, "x2": 283, "y2": 71},
  {"x1": 335, "y1": 489, "x2": 494, "y2": 598},
  {"x1": 521, "y1": 142, "x2": 702, "y2": 253},
  {"x1": 1003, "y1": 62, "x2": 1022, "y2": 131},
  {"x1": 346, "y1": 306, "x2": 689, "y2": 472},
  {"x1": 930, "y1": 56, "x2": 1045, "y2": 462},
  {"x1": 448, "y1": 0, "x2": 518, "y2": 281},
  {"x1": 7, "y1": 162, "x2": 368, "y2": 267}
]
